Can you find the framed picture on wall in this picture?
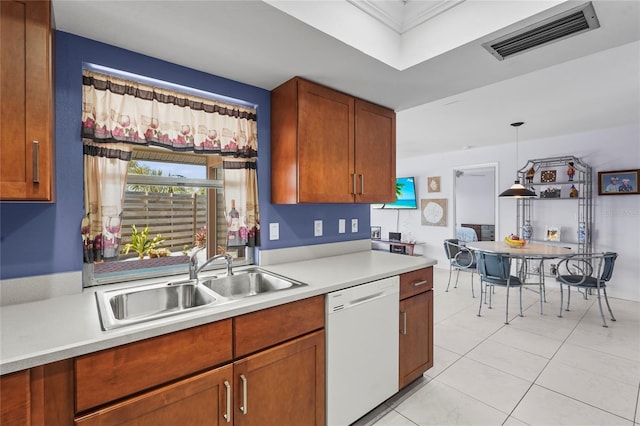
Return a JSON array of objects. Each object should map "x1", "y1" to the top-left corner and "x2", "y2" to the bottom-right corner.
[
  {"x1": 598, "y1": 169, "x2": 639, "y2": 195},
  {"x1": 427, "y1": 176, "x2": 441, "y2": 193},
  {"x1": 421, "y1": 198, "x2": 447, "y2": 226},
  {"x1": 544, "y1": 226, "x2": 561, "y2": 242}
]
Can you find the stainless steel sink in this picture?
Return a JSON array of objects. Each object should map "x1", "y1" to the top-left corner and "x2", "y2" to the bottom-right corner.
[
  {"x1": 201, "y1": 268, "x2": 306, "y2": 299},
  {"x1": 96, "y1": 280, "x2": 219, "y2": 330}
]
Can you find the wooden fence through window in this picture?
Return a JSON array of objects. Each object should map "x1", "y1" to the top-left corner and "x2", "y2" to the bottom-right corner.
[{"x1": 121, "y1": 191, "x2": 208, "y2": 254}]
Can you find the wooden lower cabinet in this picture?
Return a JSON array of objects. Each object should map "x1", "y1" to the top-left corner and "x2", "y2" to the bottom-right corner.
[
  {"x1": 74, "y1": 330, "x2": 325, "y2": 426},
  {"x1": 399, "y1": 268, "x2": 434, "y2": 389},
  {"x1": 75, "y1": 365, "x2": 233, "y2": 426},
  {"x1": 0, "y1": 360, "x2": 73, "y2": 426},
  {"x1": 233, "y1": 330, "x2": 325, "y2": 426}
]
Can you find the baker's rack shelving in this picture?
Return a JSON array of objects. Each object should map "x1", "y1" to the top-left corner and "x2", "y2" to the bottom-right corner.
[{"x1": 517, "y1": 155, "x2": 593, "y2": 255}]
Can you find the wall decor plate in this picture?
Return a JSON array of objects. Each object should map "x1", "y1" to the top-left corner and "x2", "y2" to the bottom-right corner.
[{"x1": 540, "y1": 170, "x2": 557, "y2": 183}]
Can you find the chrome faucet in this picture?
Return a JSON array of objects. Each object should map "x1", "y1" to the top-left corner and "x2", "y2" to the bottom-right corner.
[{"x1": 189, "y1": 250, "x2": 233, "y2": 280}]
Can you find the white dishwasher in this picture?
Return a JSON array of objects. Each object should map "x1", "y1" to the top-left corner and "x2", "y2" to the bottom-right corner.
[{"x1": 326, "y1": 276, "x2": 399, "y2": 426}]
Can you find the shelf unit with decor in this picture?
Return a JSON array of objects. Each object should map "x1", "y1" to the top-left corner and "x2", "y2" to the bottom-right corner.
[{"x1": 517, "y1": 156, "x2": 593, "y2": 258}]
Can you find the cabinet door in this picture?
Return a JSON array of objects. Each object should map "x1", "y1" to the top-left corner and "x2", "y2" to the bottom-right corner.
[
  {"x1": 399, "y1": 291, "x2": 433, "y2": 389},
  {"x1": 0, "y1": 0, "x2": 53, "y2": 201},
  {"x1": 0, "y1": 360, "x2": 73, "y2": 426},
  {"x1": 234, "y1": 330, "x2": 325, "y2": 426},
  {"x1": 354, "y1": 99, "x2": 396, "y2": 203},
  {"x1": 75, "y1": 365, "x2": 233, "y2": 426},
  {"x1": 297, "y1": 79, "x2": 355, "y2": 203}
]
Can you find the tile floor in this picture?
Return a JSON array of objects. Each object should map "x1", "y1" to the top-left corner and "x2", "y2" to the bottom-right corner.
[{"x1": 354, "y1": 267, "x2": 640, "y2": 426}]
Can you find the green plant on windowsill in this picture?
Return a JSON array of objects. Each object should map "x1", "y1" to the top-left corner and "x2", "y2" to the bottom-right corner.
[{"x1": 121, "y1": 225, "x2": 165, "y2": 259}]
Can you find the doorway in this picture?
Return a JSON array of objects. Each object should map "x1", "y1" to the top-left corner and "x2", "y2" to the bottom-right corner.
[{"x1": 452, "y1": 163, "x2": 498, "y2": 242}]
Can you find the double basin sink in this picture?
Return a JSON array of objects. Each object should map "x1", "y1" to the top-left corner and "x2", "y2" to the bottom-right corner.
[{"x1": 96, "y1": 268, "x2": 306, "y2": 330}]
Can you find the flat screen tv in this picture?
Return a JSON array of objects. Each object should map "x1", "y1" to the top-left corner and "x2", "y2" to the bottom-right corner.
[{"x1": 372, "y1": 177, "x2": 418, "y2": 209}]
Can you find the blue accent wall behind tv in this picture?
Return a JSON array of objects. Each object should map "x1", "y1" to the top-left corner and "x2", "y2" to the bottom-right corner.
[{"x1": 0, "y1": 31, "x2": 370, "y2": 280}]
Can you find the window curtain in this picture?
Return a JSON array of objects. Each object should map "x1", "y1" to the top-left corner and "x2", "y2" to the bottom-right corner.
[
  {"x1": 81, "y1": 70, "x2": 258, "y2": 157},
  {"x1": 81, "y1": 70, "x2": 260, "y2": 262},
  {"x1": 223, "y1": 159, "x2": 260, "y2": 248},
  {"x1": 82, "y1": 142, "x2": 131, "y2": 262}
]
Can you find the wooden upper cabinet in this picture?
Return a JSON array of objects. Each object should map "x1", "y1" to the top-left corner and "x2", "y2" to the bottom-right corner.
[
  {"x1": 0, "y1": 0, "x2": 54, "y2": 201},
  {"x1": 271, "y1": 77, "x2": 395, "y2": 204},
  {"x1": 354, "y1": 99, "x2": 396, "y2": 203}
]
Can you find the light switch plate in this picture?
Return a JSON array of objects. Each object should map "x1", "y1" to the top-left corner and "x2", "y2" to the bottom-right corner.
[
  {"x1": 351, "y1": 219, "x2": 358, "y2": 233},
  {"x1": 338, "y1": 219, "x2": 346, "y2": 234},
  {"x1": 269, "y1": 222, "x2": 279, "y2": 240},
  {"x1": 314, "y1": 220, "x2": 323, "y2": 237}
]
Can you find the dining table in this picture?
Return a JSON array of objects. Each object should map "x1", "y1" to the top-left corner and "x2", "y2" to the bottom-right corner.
[{"x1": 466, "y1": 241, "x2": 574, "y2": 313}]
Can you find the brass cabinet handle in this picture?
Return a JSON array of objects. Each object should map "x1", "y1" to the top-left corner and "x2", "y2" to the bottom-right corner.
[
  {"x1": 239, "y1": 374, "x2": 248, "y2": 415},
  {"x1": 223, "y1": 380, "x2": 231, "y2": 422},
  {"x1": 359, "y1": 174, "x2": 364, "y2": 195},
  {"x1": 400, "y1": 311, "x2": 407, "y2": 335},
  {"x1": 352, "y1": 173, "x2": 357, "y2": 195},
  {"x1": 32, "y1": 141, "x2": 40, "y2": 183}
]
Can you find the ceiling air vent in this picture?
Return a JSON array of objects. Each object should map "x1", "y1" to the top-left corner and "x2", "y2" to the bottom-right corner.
[{"x1": 483, "y1": 2, "x2": 600, "y2": 60}]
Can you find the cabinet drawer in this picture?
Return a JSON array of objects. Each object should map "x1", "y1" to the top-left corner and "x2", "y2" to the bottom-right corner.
[
  {"x1": 234, "y1": 295, "x2": 324, "y2": 358},
  {"x1": 75, "y1": 319, "x2": 232, "y2": 413},
  {"x1": 399, "y1": 267, "x2": 433, "y2": 299},
  {"x1": 75, "y1": 365, "x2": 232, "y2": 426}
]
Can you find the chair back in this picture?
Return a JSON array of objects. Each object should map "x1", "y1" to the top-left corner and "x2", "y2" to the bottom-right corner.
[
  {"x1": 443, "y1": 239, "x2": 461, "y2": 260},
  {"x1": 601, "y1": 252, "x2": 618, "y2": 282},
  {"x1": 557, "y1": 252, "x2": 618, "y2": 285},
  {"x1": 476, "y1": 251, "x2": 511, "y2": 281}
]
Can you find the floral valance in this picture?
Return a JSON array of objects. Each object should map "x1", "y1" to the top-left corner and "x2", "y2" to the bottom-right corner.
[{"x1": 81, "y1": 70, "x2": 258, "y2": 157}]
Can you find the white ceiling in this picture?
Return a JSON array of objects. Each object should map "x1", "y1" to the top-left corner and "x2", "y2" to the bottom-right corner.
[{"x1": 51, "y1": 0, "x2": 640, "y2": 159}]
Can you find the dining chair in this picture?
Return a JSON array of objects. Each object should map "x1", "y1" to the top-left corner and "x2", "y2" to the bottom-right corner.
[
  {"x1": 556, "y1": 252, "x2": 618, "y2": 327},
  {"x1": 443, "y1": 239, "x2": 477, "y2": 297},
  {"x1": 476, "y1": 251, "x2": 523, "y2": 324}
]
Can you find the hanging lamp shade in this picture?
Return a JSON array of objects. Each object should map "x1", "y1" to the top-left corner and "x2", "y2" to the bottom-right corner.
[
  {"x1": 499, "y1": 180, "x2": 537, "y2": 197},
  {"x1": 499, "y1": 122, "x2": 536, "y2": 198}
]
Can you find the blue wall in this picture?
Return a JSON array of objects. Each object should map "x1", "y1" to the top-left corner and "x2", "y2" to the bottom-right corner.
[{"x1": 0, "y1": 32, "x2": 370, "y2": 280}]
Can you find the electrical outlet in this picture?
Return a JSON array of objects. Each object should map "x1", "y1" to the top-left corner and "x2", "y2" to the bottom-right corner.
[
  {"x1": 269, "y1": 223, "x2": 279, "y2": 240},
  {"x1": 314, "y1": 220, "x2": 323, "y2": 237},
  {"x1": 351, "y1": 219, "x2": 358, "y2": 233},
  {"x1": 338, "y1": 219, "x2": 346, "y2": 234}
]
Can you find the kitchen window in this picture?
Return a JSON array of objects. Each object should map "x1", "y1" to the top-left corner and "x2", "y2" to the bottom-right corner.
[{"x1": 81, "y1": 67, "x2": 259, "y2": 286}]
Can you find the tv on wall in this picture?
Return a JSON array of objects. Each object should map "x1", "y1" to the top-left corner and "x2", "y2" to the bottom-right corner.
[{"x1": 371, "y1": 177, "x2": 418, "y2": 209}]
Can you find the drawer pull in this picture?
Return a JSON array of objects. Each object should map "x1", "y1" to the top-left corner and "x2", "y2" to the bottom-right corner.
[
  {"x1": 32, "y1": 141, "x2": 39, "y2": 183},
  {"x1": 412, "y1": 280, "x2": 428, "y2": 287},
  {"x1": 240, "y1": 374, "x2": 248, "y2": 415},
  {"x1": 223, "y1": 380, "x2": 231, "y2": 422}
]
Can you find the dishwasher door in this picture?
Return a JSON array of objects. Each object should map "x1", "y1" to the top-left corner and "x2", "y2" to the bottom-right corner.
[{"x1": 326, "y1": 276, "x2": 399, "y2": 426}]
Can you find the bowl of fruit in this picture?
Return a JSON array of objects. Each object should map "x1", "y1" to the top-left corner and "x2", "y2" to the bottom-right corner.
[{"x1": 504, "y1": 234, "x2": 526, "y2": 248}]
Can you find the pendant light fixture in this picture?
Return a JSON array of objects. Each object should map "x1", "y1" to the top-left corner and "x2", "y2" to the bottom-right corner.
[{"x1": 499, "y1": 122, "x2": 536, "y2": 198}]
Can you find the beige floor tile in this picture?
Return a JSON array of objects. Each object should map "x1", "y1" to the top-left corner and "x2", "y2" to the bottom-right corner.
[
  {"x1": 488, "y1": 325, "x2": 563, "y2": 359},
  {"x1": 424, "y1": 345, "x2": 463, "y2": 379},
  {"x1": 551, "y1": 342, "x2": 640, "y2": 386},
  {"x1": 536, "y1": 360, "x2": 638, "y2": 420},
  {"x1": 466, "y1": 339, "x2": 549, "y2": 381},
  {"x1": 394, "y1": 380, "x2": 509, "y2": 426},
  {"x1": 511, "y1": 384, "x2": 632, "y2": 426},
  {"x1": 435, "y1": 357, "x2": 531, "y2": 413}
]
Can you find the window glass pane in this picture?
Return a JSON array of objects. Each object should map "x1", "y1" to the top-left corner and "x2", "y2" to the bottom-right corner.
[{"x1": 85, "y1": 151, "x2": 250, "y2": 286}]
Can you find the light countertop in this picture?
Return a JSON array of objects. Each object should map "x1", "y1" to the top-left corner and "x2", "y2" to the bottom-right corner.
[{"x1": 1, "y1": 250, "x2": 435, "y2": 375}]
